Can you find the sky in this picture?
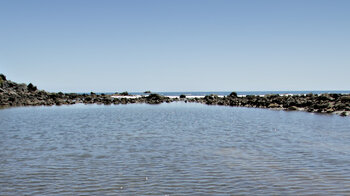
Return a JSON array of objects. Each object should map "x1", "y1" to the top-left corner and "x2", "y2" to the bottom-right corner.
[{"x1": 0, "y1": 0, "x2": 349, "y2": 92}]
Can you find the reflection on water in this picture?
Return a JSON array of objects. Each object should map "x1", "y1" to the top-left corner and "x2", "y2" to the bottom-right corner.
[{"x1": 0, "y1": 103, "x2": 350, "y2": 195}]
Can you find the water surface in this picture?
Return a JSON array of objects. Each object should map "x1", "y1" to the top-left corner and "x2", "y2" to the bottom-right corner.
[{"x1": 1, "y1": 103, "x2": 350, "y2": 195}]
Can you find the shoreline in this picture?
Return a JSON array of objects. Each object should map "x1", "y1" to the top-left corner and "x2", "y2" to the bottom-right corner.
[{"x1": 1, "y1": 75, "x2": 349, "y2": 116}]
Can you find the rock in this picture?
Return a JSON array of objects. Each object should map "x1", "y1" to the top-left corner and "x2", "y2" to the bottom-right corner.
[
  {"x1": 314, "y1": 103, "x2": 330, "y2": 109},
  {"x1": 85, "y1": 97, "x2": 92, "y2": 102},
  {"x1": 1, "y1": 75, "x2": 350, "y2": 117},
  {"x1": 318, "y1": 94, "x2": 333, "y2": 101},
  {"x1": 0, "y1": 74, "x2": 6, "y2": 81},
  {"x1": 144, "y1": 91, "x2": 151, "y2": 94},
  {"x1": 27, "y1": 83, "x2": 37, "y2": 92},
  {"x1": 329, "y1": 93, "x2": 340, "y2": 99},
  {"x1": 340, "y1": 96, "x2": 350, "y2": 103},
  {"x1": 147, "y1": 93, "x2": 162, "y2": 99},
  {"x1": 57, "y1": 92, "x2": 64, "y2": 98},
  {"x1": 120, "y1": 91, "x2": 129, "y2": 96},
  {"x1": 306, "y1": 93, "x2": 314, "y2": 97},
  {"x1": 340, "y1": 111, "x2": 349, "y2": 117},
  {"x1": 326, "y1": 108, "x2": 335, "y2": 113},
  {"x1": 146, "y1": 94, "x2": 164, "y2": 104},
  {"x1": 334, "y1": 103, "x2": 346, "y2": 110},
  {"x1": 245, "y1": 95, "x2": 256, "y2": 99},
  {"x1": 268, "y1": 103, "x2": 280, "y2": 108},
  {"x1": 228, "y1": 92, "x2": 238, "y2": 97},
  {"x1": 265, "y1": 94, "x2": 279, "y2": 99},
  {"x1": 287, "y1": 106, "x2": 298, "y2": 110},
  {"x1": 16, "y1": 84, "x2": 28, "y2": 92},
  {"x1": 204, "y1": 94, "x2": 219, "y2": 105}
]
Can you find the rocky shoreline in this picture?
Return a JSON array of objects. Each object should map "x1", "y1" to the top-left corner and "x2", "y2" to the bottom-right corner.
[{"x1": 1, "y1": 74, "x2": 349, "y2": 116}]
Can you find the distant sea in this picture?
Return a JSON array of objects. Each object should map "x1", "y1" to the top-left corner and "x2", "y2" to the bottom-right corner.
[{"x1": 93, "y1": 90, "x2": 350, "y2": 96}]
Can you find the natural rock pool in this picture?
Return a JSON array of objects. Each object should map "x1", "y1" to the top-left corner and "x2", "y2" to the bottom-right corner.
[{"x1": 1, "y1": 103, "x2": 350, "y2": 195}]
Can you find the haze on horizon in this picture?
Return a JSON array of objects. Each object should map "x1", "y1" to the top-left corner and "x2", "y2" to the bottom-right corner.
[{"x1": 0, "y1": 0, "x2": 349, "y2": 93}]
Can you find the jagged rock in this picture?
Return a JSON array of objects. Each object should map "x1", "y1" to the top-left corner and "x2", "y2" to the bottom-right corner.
[{"x1": 27, "y1": 83, "x2": 37, "y2": 92}]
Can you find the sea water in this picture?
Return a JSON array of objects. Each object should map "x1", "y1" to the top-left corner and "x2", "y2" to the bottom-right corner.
[
  {"x1": 91, "y1": 90, "x2": 350, "y2": 96},
  {"x1": 1, "y1": 103, "x2": 350, "y2": 195}
]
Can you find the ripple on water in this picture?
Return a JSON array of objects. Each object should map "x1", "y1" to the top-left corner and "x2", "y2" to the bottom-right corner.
[{"x1": 0, "y1": 103, "x2": 350, "y2": 195}]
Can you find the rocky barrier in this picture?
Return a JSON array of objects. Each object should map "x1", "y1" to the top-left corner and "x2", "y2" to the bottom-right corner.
[
  {"x1": 190, "y1": 93, "x2": 350, "y2": 116},
  {"x1": 0, "y1": 74, "x2": 349, "y2": 116}
]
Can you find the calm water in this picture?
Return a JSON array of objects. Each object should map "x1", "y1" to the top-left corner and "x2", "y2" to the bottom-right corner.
[{"x1": 1, "y1": 103, "x2": 350, "y2": 195}]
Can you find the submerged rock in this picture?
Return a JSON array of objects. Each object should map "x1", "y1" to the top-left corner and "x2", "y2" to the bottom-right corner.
[{"x1": 340, "y1": 111, "x2": 349, "y2": 117}]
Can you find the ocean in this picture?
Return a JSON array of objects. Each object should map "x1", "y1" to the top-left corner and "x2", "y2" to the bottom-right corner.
[
  {"x1": 98, "y1": 90, "x2": 350, "y2": 96},
  {"x1": 1, "y1": 102, "x2": 350, "y2": 195}
]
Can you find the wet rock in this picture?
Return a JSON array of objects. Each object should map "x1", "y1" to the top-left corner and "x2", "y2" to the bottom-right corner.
[
  {"x1": 268, "y1": 103, "x2": 280, "y2": 108},
  {"x1": 340, "y1": 111, "x2": 349, "y2": 117},
  {"x1": 287, "y1": 106, "x2": 298, "y2": 110},
  {"x1": 326, "y1": 108, "x2": 335, "y2": 113}
]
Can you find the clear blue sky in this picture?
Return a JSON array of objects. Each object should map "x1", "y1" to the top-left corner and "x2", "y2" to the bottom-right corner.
[{"x1": 1, "y1": 0, "x2": 349, "y2": 92}]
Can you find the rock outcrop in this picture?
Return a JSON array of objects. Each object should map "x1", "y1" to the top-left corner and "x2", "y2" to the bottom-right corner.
[{"x1": 0, "y1": 74, "x2": 349, "y2": 116}]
